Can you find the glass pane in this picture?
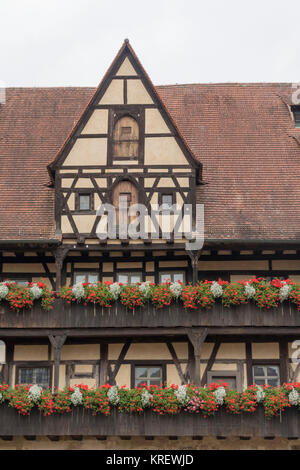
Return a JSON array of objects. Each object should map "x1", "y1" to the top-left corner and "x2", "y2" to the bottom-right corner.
[
  {"x1": 160, "y1": 274, "x2": 171, "y2": 283},
  {"x1": 162, "y1": 195, "x2": 173, "y2": 209},
  {"x1": 79, "y1": 195, "x2": 90, "y2": 210},
  {"x1": 118, "y1": 274, "x2": 129, "y2": 283},
  {"x1": 149, "y1": 367, "x2": 161, "y2": 378},
  {"x1": 74, "y1": 274, "x2": 86, "y2": 284},
  {"x1": 136, "y1": 380, "x2": 147, "y2": 387},
  {"x1": 149, "y1": 379, "x2": 161, "y2": 386},
  {"x1": 35, "y1": 368, "x2": 50, "y2": 387},
  {"x1": 267, "y1": 379, "x2": 279, "y2": 387},
  {"x1": 174, "y1": 273, "x2": 184, "y2": 282},
  {"x1": 136, "y1": 367, "x2": 148, "y2": 379},
  {"x1": 253, "y1": 366, "x2": 265, "y2": 377},
  {"x1": 16, "y1": 280, "x2": 29, "y2": 286},
  {"x1": 19, "y1": 368, "x2": 34, "y2": 384},
  {"x1": 255, "y1": 379, "x2": 265, "y2": 386},
  {"x1": 87, "y1": 274, "x2": 98, "y2": 284},
  {"x1": 130, "y1": 275, "x2": 142, "y2": 284},
  {"x1": 267, "y1": 366, "x2": 279, "y2": 377}
]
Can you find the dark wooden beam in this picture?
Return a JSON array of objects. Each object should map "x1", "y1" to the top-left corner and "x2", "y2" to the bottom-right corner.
[
  {"x1": 48, "y1": 334, "x2": 67, "y2": 390},
  {"x1": 166, "y1": 342, "x2": 186, "y2": 384},
  {"x1": 109, "y1": 342, "x2": 131, "y2": 384},
  {"x1": 186, "y1": 328, "x2": 208, "y2": 385},
  {"x1": 201, "y1": 340, "x2": 221, "y2": 386},
  {"x1": 99, "y1": 343, "x2": 108, "y2": 386}
]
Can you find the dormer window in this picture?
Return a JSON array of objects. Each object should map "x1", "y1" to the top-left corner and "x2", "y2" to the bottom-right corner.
[{"x1": 291, "y1": 105, "x2": 300, "y2": 128}]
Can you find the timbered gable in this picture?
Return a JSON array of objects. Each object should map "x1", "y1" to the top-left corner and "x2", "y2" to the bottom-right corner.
[{"x1": 48, "y1": 40, "x2": 202, "y2": 242}]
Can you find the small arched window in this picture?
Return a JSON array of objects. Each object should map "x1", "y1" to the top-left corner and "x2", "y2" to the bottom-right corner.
[{"x1": 112, "y1": 116, "x2": 139, "y2": 161}]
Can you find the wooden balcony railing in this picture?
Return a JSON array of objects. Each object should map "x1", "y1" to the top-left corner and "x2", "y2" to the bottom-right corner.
[
  {"x1": 0, "y1": 299, "x2": 299, "y2": 330},
  {"x1": 0, "y1": 406, "x2": 299, "y2": 438}
]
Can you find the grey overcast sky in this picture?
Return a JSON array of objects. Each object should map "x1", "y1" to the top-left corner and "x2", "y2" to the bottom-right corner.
[{"x1": 1, "y1": 0, "x2": 300, "y2": 87}]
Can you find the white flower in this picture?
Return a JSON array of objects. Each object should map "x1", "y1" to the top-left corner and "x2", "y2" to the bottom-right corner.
[
  {"x1": 289, "y1": 387, "x2": 300, "y2": 406},
  {"x1": 107, "y1": 385, "x2": 119, "y2": 405},
  {"x1": 30, "y1": 284, "x2": 43, "y2": 299},
  {"x1": 255, "y1": 385, "x2": 265, "y2": 403},
  {"x1": 109, "y1": 282, "x2": 122, "y2": 300},
  {"x1": 213, "y1": 386, "x2": 226, "y2": 405},
  {"x1": 70, "y1": 387, "x2": 83, "y2": 406},
  {"x1": 72, "y1": 283, "x2": 85, "y2": 300},
  {"x1": 245, "y1": 282, "x2": 256, "y2": 299},
  {"x1": 0, "y1": 283, "x2": 9, "y2": 300},
  {"x1": 138, "y1": 281, "x2": 152, "y2": 296},
  {"x1": 175, "y1": 384, "x2": 188, "y2": 404},
  {"x1": 279, "y1": 281, "x2": 291, "y2": 302},
  {"x1": 169, "y1": 282, "x2": 182, "y2": 299},
  {"x1": 0, "y1": 392, "x2": 2, "y2": 401},
  {"x1": 141, "y1": 389, "x2": 152, "y2": 407},
  {"x1": 28, "y1": 384, "x2": 42, "y2": 402},
  {"x1": 210, "y1": 281, "x2": 223, "y2": 298}
]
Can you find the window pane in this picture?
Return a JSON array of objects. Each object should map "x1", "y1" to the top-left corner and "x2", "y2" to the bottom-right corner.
[
  {"x1": 19, "y1": 368, "x2": 34, "y2": 384},
  {"x1": 87, "y1": 274, "x2": 98, "y2": 284},
  {"x1": 160, "y1": 274, "x2": 171, "y2": 283},
  {"x1": 74, "y1": 274, "x2": 86, "y2": 284},
  {"x1": 162, "y1": 195, "x2": 173, "y2": 209},
  {"x1": 136, "y1": 367, "x2": 148, "y2": 379},
  {"x1": 79, "y1": 195, "x2": 90, "y2": 210},
  {"x1": 268, "y1": 379, "x2": 279, "y2": 386},
  {"x1": 149, "y1": 367, "x2": 161, "y2": 378},
  {"x1": 136, "y1": 380, "x2": 147, "y2": 387},
  {"x1": 135, "y1": 366, "x2": 162, "y2": 387},
  {"x1": 160, "y1": 273, "x2": 185, "y2": 283},
  {"x1": 130, "y1": 275, "x2": 142, "y2": 284},
  {"x1": 267, "y1": 366, "x2": 279, "y2": 377},
  {"x1": 255, "y1": 379, "x2": 265, "y2": 386},
  {"x1": 149, "y1": 379, "x2": 161, "y2": 386},
  {"x1": 174, "y1": 273, "x2": 184, "y2": 283},
  {"x1": 10, "y1": 280, "x2": 28, "y2": 286},
  {"x1": 253, "y1": 366, "x2": 265, "y2": 377},
  {"x1": 35, "y1": 368, "x2": 50, "y2": 387},
  {"x1": 117, "y1": 273, "x2": 141, "y2": 284}
]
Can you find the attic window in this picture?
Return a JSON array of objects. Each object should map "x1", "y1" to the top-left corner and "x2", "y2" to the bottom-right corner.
[
  {"x1": 113, "y1": 116, "x2": 139, "y2": 160},
  {"x1": 291, "y1": 105, "x2": 300, "y2": 128}
]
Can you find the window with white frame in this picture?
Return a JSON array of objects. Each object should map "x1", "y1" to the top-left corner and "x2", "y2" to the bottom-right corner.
[
  {"x1": 252, "y1": 365, "x2": 280, "y2": 386},
  {"x1": 159, "y1": 272, "x2": 185, "y2": 283},
  {"x1": 74, "y1": 272, "x2": 99, "y2": 284},
  {"x1": 134, "y1": 365, "x2": 163, "y2": 387},
  {"x1": 117, "y1": 272, "x2": 142, "y2": 284}
]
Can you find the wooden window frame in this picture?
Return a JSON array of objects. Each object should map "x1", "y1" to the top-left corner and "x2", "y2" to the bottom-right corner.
[
  {"x1": 158, "y1": 192, "x2": 176, "y2": 211},
  {"x1": 75, "y1": 192, "x2": 94, "y2": 213},
  {"x1": 291, "y1": 105, "x2": 300, "y2": 128},
  {"x1": 131, "y1": 362, "x2": 166, "y2": 388},
  {"x1": 207, "y1": 370, "x2": 242, "y2": 392},
  {"x1": 15, "y1": 363, "x2": 52, "y2": 389}
]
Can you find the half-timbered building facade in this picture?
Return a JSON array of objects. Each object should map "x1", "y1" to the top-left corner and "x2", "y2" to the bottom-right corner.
[{"x1": 1, "y1": 40, "x2": 300, "y2": 449}]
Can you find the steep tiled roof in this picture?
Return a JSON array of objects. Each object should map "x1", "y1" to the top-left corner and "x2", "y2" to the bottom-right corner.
[{"x1": 0, "y1": 83, "x2": 299, "y2": 241}]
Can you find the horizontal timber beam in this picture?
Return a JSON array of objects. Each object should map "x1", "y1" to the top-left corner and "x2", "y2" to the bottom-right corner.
[{"x1": 1, "y1": 327, "x2": 300, "y2": 338}]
